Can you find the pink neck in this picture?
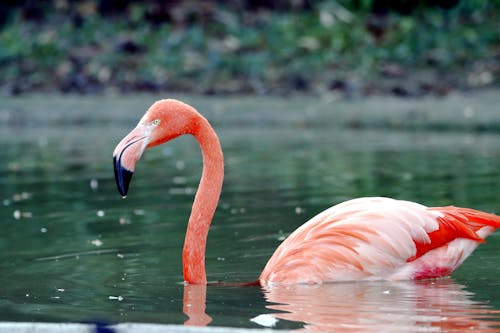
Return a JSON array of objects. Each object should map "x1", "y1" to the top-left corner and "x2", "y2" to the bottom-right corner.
[{"x1": 182, "y1": 116, "x2": 224, "y2": 284}]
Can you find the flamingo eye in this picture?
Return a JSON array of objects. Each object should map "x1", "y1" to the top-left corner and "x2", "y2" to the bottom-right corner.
[{"x1": 152, "y1": 119, "x2": 161, "y2": 126}]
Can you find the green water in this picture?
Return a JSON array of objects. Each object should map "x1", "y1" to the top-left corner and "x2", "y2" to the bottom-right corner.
[{"x1": 1, "y1": 93, "x2": 500, "y2": 331}]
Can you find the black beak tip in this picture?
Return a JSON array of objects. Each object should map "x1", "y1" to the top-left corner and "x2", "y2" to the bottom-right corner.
[{"x1": 113, "y1": 156, "x2": 133, "y2": 197}]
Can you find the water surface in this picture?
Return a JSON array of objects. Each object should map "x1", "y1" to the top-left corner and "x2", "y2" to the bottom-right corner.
[{"x1": 1, "y1": 92, "x2": 500, "y2": 331}]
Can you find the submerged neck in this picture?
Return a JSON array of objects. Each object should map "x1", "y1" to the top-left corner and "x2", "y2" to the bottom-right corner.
[{"x1": 182, "y1": 116, "x2": 224, "y2": 284}]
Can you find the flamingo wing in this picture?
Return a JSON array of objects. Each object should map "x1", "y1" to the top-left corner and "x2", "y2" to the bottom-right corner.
[{"x1": 260, "y1": 197, "x2": 500, "y2": 284}]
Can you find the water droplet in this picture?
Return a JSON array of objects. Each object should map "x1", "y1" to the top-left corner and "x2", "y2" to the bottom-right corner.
[
  {"x1": 90, "y1": 179, "x2": 99, "y2": 190},
  {"x1": 8, "y1": 162, "x2": 20, "y2": 172},
  {"x1": 401, "y1": 172, "x2": 413, "y2": 181},
  {"x1": 22, "y1": 212, "x2": 33, "y2": 218},
  {"x1": 295, "y1": 206, "x2": 304, "y2": 214},
  {"x1": 277, "y1": 230, "x2": 287, "y2": 241},
  {"x1": 13, "y1": 192, "x2": 31, "y2": 202},
  {"x1": 173, "y1": 176, "x2": 186, "y2": 184},
  {"x1": 230, "y1": 207, "x2": 246, "y2": 214},
  {"x1": 176, "y1": 160, "x2": 185, "y2": 170}
]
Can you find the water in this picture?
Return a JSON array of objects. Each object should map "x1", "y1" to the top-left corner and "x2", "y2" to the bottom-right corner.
[{"x1": 1, "y1": 92, "x2": 500, "y2": 331}]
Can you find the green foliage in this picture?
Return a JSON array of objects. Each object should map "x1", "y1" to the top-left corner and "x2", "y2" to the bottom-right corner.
[{"x1": 0, "y1": 0, "x2": 498, "y2": 94}]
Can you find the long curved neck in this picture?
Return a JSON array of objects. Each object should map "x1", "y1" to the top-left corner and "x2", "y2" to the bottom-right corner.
[{"x1": 183, "y1": 116, "x2": 224, "y2": 284}]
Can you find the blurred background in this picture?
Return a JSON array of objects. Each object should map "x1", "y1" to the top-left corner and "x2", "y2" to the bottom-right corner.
[{"x1": 0, "y1": 0, "x2": 498, "y2": 97}]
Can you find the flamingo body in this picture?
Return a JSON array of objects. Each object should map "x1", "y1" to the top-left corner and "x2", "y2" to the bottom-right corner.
[
  {"x1": 260, "y1": 197, "x2": 500, "y2": 284},
  {"x1": 113, "y1": 99, "x2": 500, "y2": 285}
]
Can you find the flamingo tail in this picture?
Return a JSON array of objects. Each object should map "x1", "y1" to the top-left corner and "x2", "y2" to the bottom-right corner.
[{"x1": 410, "y1": 206, "x2": 500, "y2": 262}]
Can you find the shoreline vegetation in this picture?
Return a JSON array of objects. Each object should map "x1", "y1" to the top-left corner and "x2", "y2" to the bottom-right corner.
[{"x1": 0, "y1": 0, "x2": 498, "y2": 97}]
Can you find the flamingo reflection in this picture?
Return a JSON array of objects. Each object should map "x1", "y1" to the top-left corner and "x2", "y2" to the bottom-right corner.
[
  {"x1": 182, "y1": 278, "x2": 500, "y2": 331},
  {"x1": 260, "y1": 279, "x2": 500, "y2": 332},
  {"x1": 183, "y1": 284, "x2": 212, "y2": 326}
]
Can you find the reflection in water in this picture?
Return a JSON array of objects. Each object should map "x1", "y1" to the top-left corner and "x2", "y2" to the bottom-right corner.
[
  {"x1": 182, "y1": 279, "x2": 500, "y2": 331},
  {"x1": 183, "y1": 284, "x2": 212, "y2": 326},
  {"x1": 258, "y1": 279, "x2": 500, "y2": 332}
]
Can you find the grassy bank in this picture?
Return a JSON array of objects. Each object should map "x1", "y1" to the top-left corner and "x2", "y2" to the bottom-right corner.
[{"x1": 0, "y1": 0, "x2": 499, "y2": 96}]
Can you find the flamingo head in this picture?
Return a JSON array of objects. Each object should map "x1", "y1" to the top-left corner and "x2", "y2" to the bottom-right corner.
[{"x1": 113, "y1": 99, "x2": 200, "y2": 197}]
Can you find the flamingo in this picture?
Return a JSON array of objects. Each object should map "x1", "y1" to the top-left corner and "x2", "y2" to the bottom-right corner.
[{"x1": 113, "y1": 99, "x2": 500, "y2": 285}]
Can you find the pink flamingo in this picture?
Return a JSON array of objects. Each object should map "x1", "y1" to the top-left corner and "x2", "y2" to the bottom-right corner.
[{"x1": 113, "y1": 99, "x2": 500, "y2": 285}]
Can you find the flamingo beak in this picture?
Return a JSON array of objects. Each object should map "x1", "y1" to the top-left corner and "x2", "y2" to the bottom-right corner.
[{"x1": 112, "y1": 124, "x2": 150, "y2": 197}]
